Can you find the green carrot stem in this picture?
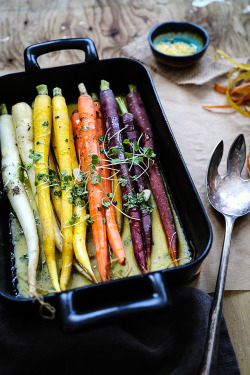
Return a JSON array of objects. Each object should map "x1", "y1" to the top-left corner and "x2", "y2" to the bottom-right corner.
[
  {"x1": 91, "y1": 92, "x2": 99, "y2": 102},
  {"x1": 78, "y1": 83, "x2": 87, "y2": 95},
  {"x1": 53, "y1": 87, "x2": 62, "y2": 97},
  {"x1": 0, "y1": 103, "x2": 8, "y2": 115},
  {"x1": 115, "y1": 97, "x2": 128, "y2": 115},
  {"x1": 100, "y1": 80, "x2": 110, "y2": 92},
  {"x1": 36, "y1": 84, "x2": 48, "y2": 96},
  {"x1": 128, "y1": 84, "x2": 137, "y2": 93}
]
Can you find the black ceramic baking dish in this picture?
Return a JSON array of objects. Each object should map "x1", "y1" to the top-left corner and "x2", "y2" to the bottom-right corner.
[{"x1": 0, "y1": 38, "x2": 212, "y2": 333}]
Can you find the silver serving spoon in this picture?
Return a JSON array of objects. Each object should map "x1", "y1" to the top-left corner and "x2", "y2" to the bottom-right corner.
[{"x1": 199, "y1": 134, "x2": 250, "y2": 375}]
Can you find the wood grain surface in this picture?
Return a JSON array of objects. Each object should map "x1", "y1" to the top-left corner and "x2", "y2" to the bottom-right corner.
[{"x1": 1, "y1": 0, "x2": 250, "y2": 373}]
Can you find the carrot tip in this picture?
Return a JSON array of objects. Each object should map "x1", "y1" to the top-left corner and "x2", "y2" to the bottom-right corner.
[
  {"x1": 91, "y1": 92, "x2": 99, "y2": 102},
  {"x1": 128, "y1": 84, "x2": 137, "y2": 93},
  {"x1": 0, "y1": 103, "x2": 7, "y2": 115},
  {"x1": 118, "y1": 257, "x2": 126, "y2": 266},
  {"x1": 36, "y1": 84, "x2": 48, "y2": 96},
  {"x1": 78, "y1": 83, "x2": 87, "y2": 95},
  {"x1": 100, "y1": 80, "x2": 110, "y2": 92},
  {"x1": 53, "y1": 87, "x2": 62, "y2": 97}
]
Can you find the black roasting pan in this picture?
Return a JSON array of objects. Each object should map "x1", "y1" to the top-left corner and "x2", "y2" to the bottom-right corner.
[{"x1": 0, "y1": 38, "x2": 212, "y2": 333}]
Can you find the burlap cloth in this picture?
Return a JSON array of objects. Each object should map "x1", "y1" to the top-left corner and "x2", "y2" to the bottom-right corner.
[{"x1": 122, "y1": 24, "x2": 250, "y2": 293}]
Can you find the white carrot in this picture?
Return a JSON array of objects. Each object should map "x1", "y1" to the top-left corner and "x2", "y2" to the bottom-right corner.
[
  {"x1": 0, "y1": 103, "x2": 39, "y2": 296},
  {"x1": 12, "y1": 101, "x2": 63, "y2": 254},
  {"x1": 11, "y1": 102, "x2": 36, "y2": 195}
]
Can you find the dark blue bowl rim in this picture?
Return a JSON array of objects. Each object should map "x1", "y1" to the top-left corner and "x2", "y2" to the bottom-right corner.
[{"x1": 148, "y1": 21, "x2": 210, "y2": 59}]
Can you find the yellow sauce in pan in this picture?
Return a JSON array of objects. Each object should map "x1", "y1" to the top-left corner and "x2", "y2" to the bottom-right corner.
[{"x1": 11, "y1": 186, "x2": 191, "y2": 298}]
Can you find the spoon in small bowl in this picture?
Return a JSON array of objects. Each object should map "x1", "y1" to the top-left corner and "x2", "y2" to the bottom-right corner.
[{"x1": 199, "y1": 133, "x2": 250, "y2": 375}]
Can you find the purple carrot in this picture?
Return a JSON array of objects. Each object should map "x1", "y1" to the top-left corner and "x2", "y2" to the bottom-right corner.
[
  {"x1": 100, "y1": 80, "x2": 148, "y2": 274},
  {"x1": 116, "y1": 96, "x2": 153, "y2": 268},
  {"x1": 127, "y1": 84, "x2": 179, "y2": 266}
]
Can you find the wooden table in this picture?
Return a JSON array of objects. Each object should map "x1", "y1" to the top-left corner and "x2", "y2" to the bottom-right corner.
[{"x1": 1, "y1": 0, "x2": 250, "y2": 373}]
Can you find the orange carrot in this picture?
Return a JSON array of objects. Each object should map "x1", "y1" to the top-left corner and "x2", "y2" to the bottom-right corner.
[
  {"x1": 230, "y1": 82, "x2": 250, "y2": 95},
  {"x1": 235, "y1": 93, "x2": 250, "y2": 105},
  {"x1": 247, "y1": 152, "x2": 250, "y2": 175},
  {"x1": 203, "y1": 105, "x2": 232, "y2": 109},
  {"x1": 214, "y1": 83, "x2": 228, "y2": 93},
  {"x1": 203, "y1": 93, "x2": 250, "y2": 110},
  {"x1": 93, "y1": 98, "x2": 126, "y2": 266},
  {"x1": 74, "y1": 84, "x2": 110, "y2": 282},
  {"x1": 215, "y1": 82, "x2": 250, "y2": 96}
]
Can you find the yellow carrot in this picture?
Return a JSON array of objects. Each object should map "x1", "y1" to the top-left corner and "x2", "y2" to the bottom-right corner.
[
  {"x1": 34, "y1": 84, "x2": 60, "y2": 292},
  {"x1": 48, "y1": 150, "x2": 62, "y2": 222},
  {"x1": 68, "y1": 117, "x2": 78, "y2": 170},
  {"x1": 52, "y1": 87, "x2": 73, "y2": 291},
  {"x1": 112, "y1": 167, "x2": 124, "y2": 234},
  {"x1": 34, "y1": 94, "x2": 91, "y2": 282},
  {"x1": 51, "y1": 127, "x2": 59, "y2": 163},
  {"x1": 73, "y1": 203, "x2": 97, "y2": 281}
]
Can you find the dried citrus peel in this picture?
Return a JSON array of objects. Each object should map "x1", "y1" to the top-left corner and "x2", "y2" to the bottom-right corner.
[
  {"x1": 203, "y1": 51, "x2": 250, "y2": 117},
  {"x1": 226, "y1": 72, "x2": 250, "y2": 117},
  {"x1": 215, "y1": 50, "x2": 250, "y2": 72}
]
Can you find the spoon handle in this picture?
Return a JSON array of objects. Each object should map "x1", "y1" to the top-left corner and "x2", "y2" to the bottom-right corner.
[{"x1": 199, "y1": 214, "x2": 235, "y2": 375}]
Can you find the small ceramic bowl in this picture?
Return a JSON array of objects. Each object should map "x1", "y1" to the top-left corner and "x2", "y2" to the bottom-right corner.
[{"x1": 148, "y1": 21, "x2": 209, "y2": 68}]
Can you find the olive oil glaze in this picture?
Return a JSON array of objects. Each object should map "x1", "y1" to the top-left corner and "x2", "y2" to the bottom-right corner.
[{"x1": 11, "y1": 185, "x2": 191, "y2": 298}]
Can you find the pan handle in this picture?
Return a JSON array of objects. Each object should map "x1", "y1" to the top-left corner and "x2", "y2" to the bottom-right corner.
[
  {"x1": 24, "y1": 38, "x2": 99, "y2": 72},
  {"x1": 57, "y1": 271, "x2": 170, "y2": 333}
]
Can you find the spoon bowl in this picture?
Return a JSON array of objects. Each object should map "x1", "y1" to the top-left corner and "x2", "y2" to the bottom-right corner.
[{"x1": 206, "y1": 134, "x2": 250, "y2": 217}]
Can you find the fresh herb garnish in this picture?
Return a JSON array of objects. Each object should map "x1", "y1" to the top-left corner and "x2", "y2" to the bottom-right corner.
[
  {"x1": 19, "y1": 254, "x2": 29, "y2": 262},
  {"x1": 18, "y1": 169, "x2": 24, "y2": 182},
  {"x1": 49, "y1": 169, "x2": 60, "y2": 186},
  {"x1": 69, "y1": 213, "x2": 80, "y2": 225},
  {"x1": 124, "y1": 152, "x2": 132, "y2": 159},
  {"x1": 102, "y1": 200, "x2": 111, "y2": 209},
  {"x1": 133, "y1": 141, "x2": 140, "y2": 151},
  {"x1": 143, "y1": 147, "x2": 156, "y2": 159},
  {"x1": 111, "y1": 158, "x2": 121, "y2": 165},
  {"x1": 118, "y1": 175, "x2": 127, "y2": 187},
  {"x1": 54, "y1": 189, "x2": 62, "y2": 197},
  {"x1": 90, "y1": 154, "x2": 100, "y2": 165},
  {"x1": 123, "y1": 191, "x2": 154, "y2": 213},
  {"x1": 112, "y1": 147, "x2": 119, "y2": 156},
  {"x1": 91, "y1": 174, "x2": 101, "y2": 185},
  {"x1": 83, "y1": 214, "x2": 94, "y2": 225},
  {"x1": 61, "y1": 170, "x2": 72, "y2": 182},
  {"x1": 29, "y1": 149, "x2": 42, "y2": 162}
]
